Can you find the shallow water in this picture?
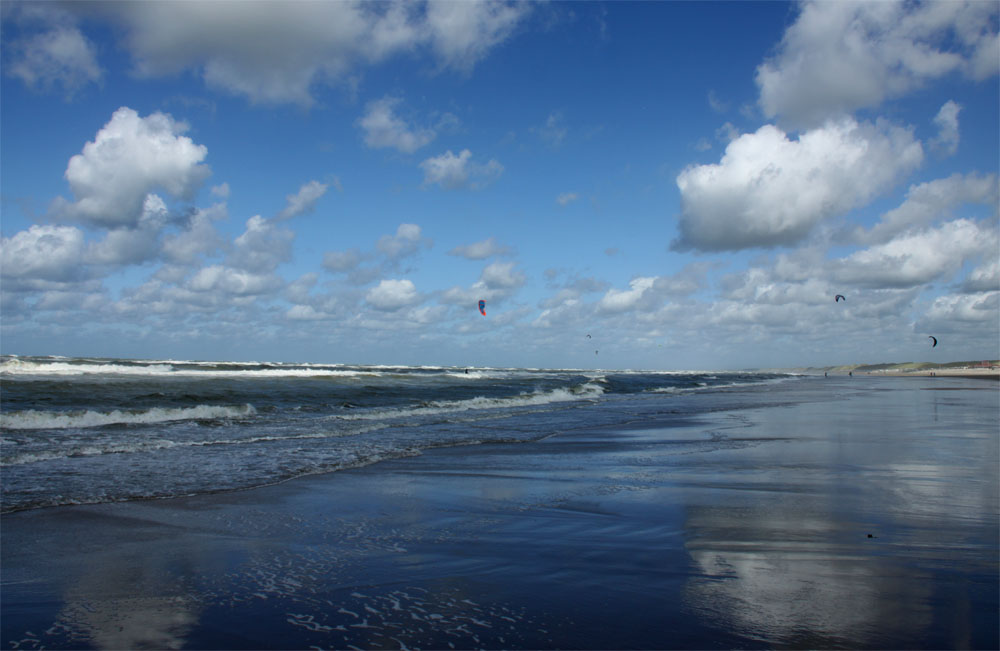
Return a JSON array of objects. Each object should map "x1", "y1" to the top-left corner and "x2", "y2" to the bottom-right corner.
[
  {"x1": 1, "y1": 374, "x2": 997, "y2": 649},
  {"x1": 1, "y1": 355, "x2": 792, "y2": 512}
]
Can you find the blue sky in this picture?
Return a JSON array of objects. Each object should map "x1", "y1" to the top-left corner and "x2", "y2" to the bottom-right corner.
[{"x1": 1, "y1": 0, "x2": 998, "y2": 370}]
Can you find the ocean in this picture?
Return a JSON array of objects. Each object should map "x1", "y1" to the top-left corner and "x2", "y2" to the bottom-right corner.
[
  {"x1": 2, "y1": 355, "x2": 997, "y2": 649},
  {"x1": 0, "y1": 355, "x2": 792, "y2": 513}
]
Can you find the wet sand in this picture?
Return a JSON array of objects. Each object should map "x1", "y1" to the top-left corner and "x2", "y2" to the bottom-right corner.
[{"x1": 2, "y1": 376, "x2": 998, "y2": 650}]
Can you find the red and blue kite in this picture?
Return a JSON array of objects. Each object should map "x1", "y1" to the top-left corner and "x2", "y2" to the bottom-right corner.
[{"x1": 478, "y1": 299, "x2": 486, "y2": 316}]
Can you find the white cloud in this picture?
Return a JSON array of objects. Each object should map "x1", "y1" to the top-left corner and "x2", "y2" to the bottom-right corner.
[
  {"x1": 439, "y1": 260, "x2": 526, "y2": 309},
  {"x1": 210, "y1": 182, "x2": 230, "y2": 198},
  {"x1": 921, "y1": 291, "x2": 1000, "y2": 328},
  {"x1": 479, "y1": 261, "x2": 525, "y2": 290},
  {"x1": 674, "y1": 118, "x2": 924, "y2": 252},
  {"x1": 162, "y1": 202, "x2": 227, "y2": 265},
  {"x1": 323, "y1": 248, "x2": 364, "y2": 273},
  {"x1": 97, "y1": 1, "x2": 532, "y2": 106},
  {"x1": 420, "y1": 149, "x2": 503, "y2": 190},
  {"x1": 227, "y1": 216, "x2": 294, "y2": 273},
  {"x1": 556, "y1": 192, "x2": 578, "y2": 206},
  {"x1": 366, "y1": 278, "x2": 419, "y2": 310},
  {"x1": 0, "y1": 224, "x2": 87, "y2": 283},
  {"x1": 756, "y1": 0, "x2": 999, "y2": 128},
  {"x1": 52, "y1": 107, "x2": 211, "y2": 228},
  {"x1": 960, "y1": 260, "x2": 1000, "y2": 293},
  {"x1": 377, "y1": 223, "x2": 428, "y2": 259},
  {"x1": 447, "y1": 236, "x2": 511, "y2": 259},
  {"x1": 85, "y1": 194, "x2": 168, "y2": 267},
  {"x1": 930, "y1": 100, "x2": 961, "y2": 157},
  {"x1": 423, "y1": 0, "x2": 532, "y2": 73},
  {"x1": 358, "y1": 97, "x2": 436, "y2": 153},
  {"x1": 835, "y1": 219, "x2": 997, "y2": 289},
  {"x1": 598, "y1": 277, "x2": 657, "y2": 313},
  {"x1": 655, "y1": 262, "x2": 715, "y2": 297},
  {"x1": 276, "y1": 180, "x2": 329, "y2": 221},
  {"x1": 5, "y1": 23, "x2": 102, "y2": 97},
  {"x1": 188, "y1": 265, "x2": 283, "y2": 296},
  {"x1": 854, "y1": 173, "x2": 997, "y2": 245},
  {"x1": 286, "y1": 304, "x2": 329, "y2": 321}
]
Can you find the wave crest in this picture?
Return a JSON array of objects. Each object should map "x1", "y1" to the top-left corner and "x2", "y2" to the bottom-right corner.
[{"x1": 0, "y1": 404, "x2": 257, "y2": 430}]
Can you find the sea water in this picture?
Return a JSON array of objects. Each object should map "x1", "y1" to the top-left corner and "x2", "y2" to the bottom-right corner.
[{"x1": 0, "y1": 355, "x2": 793, "y2": 512}]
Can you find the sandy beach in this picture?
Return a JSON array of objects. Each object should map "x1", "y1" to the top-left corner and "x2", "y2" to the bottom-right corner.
[
  {"x1": 2, "y1": 375, "x2": 998, "y2": 650},
  {"x1": 869, "y1": 367, "x2": 1000, "y2": 379}
]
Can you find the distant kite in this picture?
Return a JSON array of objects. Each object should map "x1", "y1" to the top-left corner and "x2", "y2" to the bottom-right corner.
[
  {"x1": 928, "y1": 335, "x2": 937, "y2": 348},
  {"x1": 478, "y1": 299, "x2": 486, "y2": 316},
  {"x1": 586, "y1": 334, "x2": 592, "y2": 339},
  {"x1": 835, "y1": 294, "x2": 845, "y2": 302}
]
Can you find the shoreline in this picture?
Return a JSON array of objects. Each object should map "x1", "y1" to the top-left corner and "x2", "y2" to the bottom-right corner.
[
  {"x1": 863, "y1": 368, "x2": 999, "y2": 380},
  {"x1": 2, "y1": 376, "x2": 997, "y2": 650}
]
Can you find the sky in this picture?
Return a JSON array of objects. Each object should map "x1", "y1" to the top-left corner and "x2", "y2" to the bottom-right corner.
[{"x1": 1, "y1": 0, "x2": 998, "y2": 370}]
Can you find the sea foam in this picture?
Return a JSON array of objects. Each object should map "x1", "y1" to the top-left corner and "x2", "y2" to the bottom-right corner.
[{"x1": 0, "y1": 404, "x2": 256, "y2": 430}]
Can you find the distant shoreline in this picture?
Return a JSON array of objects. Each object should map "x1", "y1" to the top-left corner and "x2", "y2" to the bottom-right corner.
[{"x1": 862, "y1": 368, "x2": 999, "y2": 380}]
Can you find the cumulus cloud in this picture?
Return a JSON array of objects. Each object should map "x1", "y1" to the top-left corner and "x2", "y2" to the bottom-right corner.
[
  {"x1": 188, "y1": 265, "x2": 283, "y2": 296},
  {"x1": 420, "y1": 149, "x2": 503, "y2": 190},
  {"x1": 227, "y1": 216, "x2": 295, "y2": 273},
  {"x1": 674, "y1": 118, "x2": 924, "y2": 252},
  {"x1": 162, "y1": 202, "x2": 227, "y2": 265},
  {"x1": 834, "y1": 219, "x2": 997, "y2": 289},
  {"x1": 359, "y1": 96, "x2": 436, "y2": 153},
  {"x1": 854, "y1": 172, "x2": 998, "y2": 245},
  {"x1": 439, "y1": 260, "x2": 526, "y2": 308},
  {"x1": 655, "y1": 262, "x2": 716, "y2": 297},
  {"x1": 920, "y1": 291, "x2": 1000, "y2": 329},
  {"x1": 447, "y1": 236, "x2": 511, "y2": 259},
  {"x1": 366, "y1": 278, "x2": 420, "y2": 310},
  {"x1": 276, "y1": 180, "x2": 329, "y2": 221},
  {"x1": 597, "y1": 277, "x2": 657, "y2": 313},
  {"x1": 377, "y1": 223, "x2": 429, "y2": 259},
  {"x1": 94, "y1": 1, "x2": 532, "y2": 106},
  {"x1": 480, "y1": 261, "x2": 526, "y2": 290},
  {"x1": 85, "y1": 194, "x2": 168, "y2": 267},
  {"x1": 959, "y1": 260, "x2": 1000, "y2": 294},
  {"x1": 930, "y1": 100, "x2": 962, "y2": 157},
  {"x1": 558, "y1": 275, "x2": 610, "y2": 295},
  {"x1": 286, "y1": 304, "x2": 328, "y2": 321},
  {"x1": 756, "y1": 0, "x2": 1000, "y2": 128},
  {"x1": 0, "y1": 224, "x2": 87, "y2": 284},
  {"x1": 51, "y1": 107, "x2": 211, "y2": 228}
]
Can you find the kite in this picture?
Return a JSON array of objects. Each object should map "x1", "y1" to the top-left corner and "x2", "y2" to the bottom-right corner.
[
  {"x1": 928, "y1": 336, "x2": 937, "y2": 348},
  {"x1": 478, "y1": 299, "x2": 486, "y2": 316},
  {"x1": 586, "y1": 334, "x2": 592, "y2": 339},
  {"x1": 835, "y1": 294, "x2": 845, "y2": 302}
]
